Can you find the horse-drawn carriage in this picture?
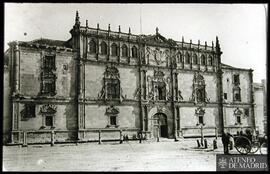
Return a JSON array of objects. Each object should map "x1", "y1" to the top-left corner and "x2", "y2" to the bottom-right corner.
[{"x1": 233, "y1": 131, "x2": 267, "y2": 155}]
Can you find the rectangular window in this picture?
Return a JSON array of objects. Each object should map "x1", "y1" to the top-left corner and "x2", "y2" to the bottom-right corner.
[
  {"x1": 199, "y1": 116, "x2": 204, "y2": 124},
  {"x1": 233, "y1": 74, "x2": 240, "y2": 84},
  {"x1": 44, "y1": 55, "x2": 55, "y2": 70},
  {"x1": 244, "y1": 109, "x2": 249, "y2": 116},
  {"x1": 44, "y1": 82, "x2": 55, "y2": 93},
  {"x1": 40, "y1": 54, "x2": 57, "y2": 96},
  {"x1": 110, "y1": 116, "x2": 117, "y2": 126},
  {"x1": 45, "y1": 116, "x2": 53, "y2": 126},
  {"x1": 107, "y1": 79, "x2": 120, "y2": 99},
  {"x1": 235, "y1": 93, "x2": 241, "y2": 101},
  {"x1": 236, "y1": 116, "x2": 241, "y2": 124},
  {"x1": 224, "y1": 93, "x2": 227, "y2": 100}
]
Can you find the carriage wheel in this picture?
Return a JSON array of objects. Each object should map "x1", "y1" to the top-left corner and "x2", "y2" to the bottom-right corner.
[
  {"x1": 260, "y1": 142, "x2": 267, "y2": 155},
  {"x1": 235, "y1": 136, "x2": 251, "y2": 154},
  {"x1": 250, "y1": 142, "x2": 260, "y2": 154}
]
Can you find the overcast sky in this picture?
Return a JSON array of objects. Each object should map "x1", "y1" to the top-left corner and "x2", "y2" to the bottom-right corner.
[{"x1": 4, "y1": 3, "x2": 267, "y2": 83}]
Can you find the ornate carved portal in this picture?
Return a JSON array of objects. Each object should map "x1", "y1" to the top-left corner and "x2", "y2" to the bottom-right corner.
[
  {"x1": 151, "y1": 113, "x2": 168, "y2": 138},
  {"x1": 147, "y1": 69, "x2": 171, "y2": 102},
  {"x1": 190, "y1": 72, "x2": 210, "y2": 104}
]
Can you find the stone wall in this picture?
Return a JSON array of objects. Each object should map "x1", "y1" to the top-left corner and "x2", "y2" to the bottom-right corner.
[
  {"x1": 19, "y1": 48, "x2": 75, "y2": 97},
  {"x1": 118, "y1": 67, "x2": 139, "y2": 100},
  {"x1": 254, "y1": 87, "x2": 264, "y2": 134},
  {"x1": 18, "y1": 103, "x2": 77, "y2": 131},
  {"x1": 84, "y1": 104, "x2": 140, "y2": 129},
  {"x1": 222, "y1": 69, "x2": 252, "y2": 103},
  {"x1": 84, "y1": 64, "x2": 105, "y2": 99}
]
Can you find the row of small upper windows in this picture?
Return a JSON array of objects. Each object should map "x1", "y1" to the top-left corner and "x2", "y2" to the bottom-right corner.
[
  {"x1": 176, "y1": 52, "x2": 214, "y2": 66},
  {"x1": 88, "y1": 40, "x2": 138, "y2": 58}
]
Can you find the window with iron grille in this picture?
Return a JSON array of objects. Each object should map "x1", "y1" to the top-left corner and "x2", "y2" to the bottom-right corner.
[
  {"x1": 196, "y1": 88, "x2": 205, "y2": 103},
  {"x1": 43, "y1": 55, "x2": 55, "y2": 70},
  {"x1": 40, "y1": 54, "x2": 56, "y2": 96},
  {"x1": 106, "y1": 79, "x2": 120, "y2": 100}
]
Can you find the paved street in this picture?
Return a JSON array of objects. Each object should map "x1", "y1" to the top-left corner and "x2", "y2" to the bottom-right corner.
[{"x1": 2, "y1": 138, "x2": 264, "y2": 171}]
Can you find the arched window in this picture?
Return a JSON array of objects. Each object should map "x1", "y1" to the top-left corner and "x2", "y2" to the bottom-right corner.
[
  {"x1": 201, "y1": 55, "x2": 206, "y2": 65},
  {"x1": 100, "y1": 41, "x2": 107, "y2": 55},
  {"x1": 208, "y1": 56, "x2": 213, "y2": 66},
  {"x1": 121, "y1": 44, "x2": 128, "y2": 57},
  {"x1": 104, "y1": 66, "x2": 121, "y2": 100},
  {"x1": 177, "y1": 52, "x2": 182, "y2": 63},
  {"x1": 89, "y1": 40, "x2": 96, "y2": 54},
  {"x1": 131, "y1": 46, "x2": 138, "y2": 58},
  {"x1": 193, "y1": 54, "x2": 198, "y2": 64},
  {"x1": 107, "y1": 78, "x2": 120, "y2": 99},
  {"x1": 111, "y1": 43, "x2": 118, "y2": 56},
  {"x1": 196, "y1": 88, "x2": 205, "y2": 103},
  {"x1": 185, "y1": 52, "x2": 190, "y2": 64}
]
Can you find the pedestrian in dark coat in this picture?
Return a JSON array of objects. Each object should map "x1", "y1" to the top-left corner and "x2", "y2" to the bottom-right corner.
[{"x1": 221, "y1": 131, "x2": 230, "y2": 154}]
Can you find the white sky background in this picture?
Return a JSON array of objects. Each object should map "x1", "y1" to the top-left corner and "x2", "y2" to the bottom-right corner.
[{"x1": 4, "y1": 3, "x2": 267, "y2": 83}]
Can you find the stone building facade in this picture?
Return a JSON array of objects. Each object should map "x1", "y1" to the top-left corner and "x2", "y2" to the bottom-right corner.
[
  {"x1": 4, "y1": 12, "x2": 262, "y2": 144},
  {"x1": 253, "y1": 80, "x2": 267, "y2": 135}
]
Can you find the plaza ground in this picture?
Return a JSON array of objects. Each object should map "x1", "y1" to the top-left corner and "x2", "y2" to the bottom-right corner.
[{"x1": 2, "y1": 137, "x2": 265, "y2": 171}]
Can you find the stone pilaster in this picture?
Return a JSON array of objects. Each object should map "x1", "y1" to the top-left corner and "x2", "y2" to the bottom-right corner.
[{"x1": 249, "y1": 69, "x2": 256, "y2": 129}]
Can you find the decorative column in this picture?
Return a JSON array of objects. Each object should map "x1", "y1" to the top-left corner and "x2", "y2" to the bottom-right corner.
[
  {"x1": 170, "y1": 48, "x2": 178, "y2": 141},
  {"x1": 13, "y1": 42, "x2": 20, "y2": 94},
  {"x1": 12, "y1": 102, "x2": 19, "y2": 131},
  {"x1": 141, "y1": 70, "x2": 147, "y2": 100},
  {"x1": 144, "y1": 105, "x2": 148, "y2": 139},
  {"x1": 174, "y1": 73, "x2": 178, "y2": 101},
  {"x1": 96, "y1": 23, "x2": 100, "y2": 60}
]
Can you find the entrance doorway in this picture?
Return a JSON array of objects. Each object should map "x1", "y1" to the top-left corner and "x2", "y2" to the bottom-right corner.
[{"x1": 152, "y1": 113, "x2": 168, "y2": 138}]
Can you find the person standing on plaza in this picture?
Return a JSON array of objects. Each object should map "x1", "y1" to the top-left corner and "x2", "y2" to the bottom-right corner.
[{"x1": 221, "y1": 130, "x2": 230, "y2": 154}]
